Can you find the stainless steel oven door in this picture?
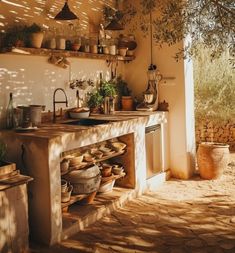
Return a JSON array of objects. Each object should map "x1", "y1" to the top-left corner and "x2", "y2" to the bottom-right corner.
[{"x1": 145, "y1": 124, "x2": 162, "y2": 179}]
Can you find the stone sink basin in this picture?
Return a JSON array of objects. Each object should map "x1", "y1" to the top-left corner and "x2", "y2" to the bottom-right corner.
[{"x1": 62, "y1": 118, "x2": 111, "y2": 126}]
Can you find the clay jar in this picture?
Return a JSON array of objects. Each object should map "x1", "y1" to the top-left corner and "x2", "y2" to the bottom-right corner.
[
  {"x1": 119, "y1": 47, "x2": 128, "y2": 57},
  {"x1": 121, "y1": 96, "x2": 133, "y2": 111},
  {"x1": 197, "y1": 142, "x2": 229, "y2": 179},
  {"x1": 101, "y1": 164, "x2": 112, "y2": 177},
  {"x1": 30, "y1": 32, "x2": 44, "y2": 48}
]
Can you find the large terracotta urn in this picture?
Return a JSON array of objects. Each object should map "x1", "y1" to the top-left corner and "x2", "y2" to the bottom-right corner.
[{"x1": 197, "y1": 142, "x2": 229, "y2": 179}]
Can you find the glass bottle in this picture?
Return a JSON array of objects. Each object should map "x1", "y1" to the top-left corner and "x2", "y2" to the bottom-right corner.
[{"x1": 6, "y1": 92, "x2": 14, "y2": 129}]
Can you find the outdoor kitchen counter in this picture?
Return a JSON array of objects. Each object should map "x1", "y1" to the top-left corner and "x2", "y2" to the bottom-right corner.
[
  {"x1": 0, "y1": 111, "x2": 169, "y2": 246},
  {"x1": 7, "y1": 111, "x2": 167, "y2": 141}
]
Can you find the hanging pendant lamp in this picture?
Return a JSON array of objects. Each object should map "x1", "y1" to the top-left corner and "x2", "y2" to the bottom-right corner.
[
  {"x1": 54, "y1": 0, "x2": 78, "y2": 20},
  {"x1": 105, "y1": 18, "x2": 124, "y2": 31}
]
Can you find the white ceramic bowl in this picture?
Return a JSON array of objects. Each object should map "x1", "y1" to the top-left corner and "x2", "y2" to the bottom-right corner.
[
  {"x1": 98, "y1": 179, "x2": 115, "y2": 193},
  {"x1": 111, "y1": 142, "x2": 126, "y2": 152},
  {"x1": 112, "y1": 167, "x2": 124, "y2": 175},
  {"x1": 69, "y1": 110, "x2": 90, "y2": 119}
]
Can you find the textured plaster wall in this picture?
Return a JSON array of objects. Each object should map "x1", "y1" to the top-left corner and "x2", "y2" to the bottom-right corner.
[
  {"x1": 0, "y1": 55, "x2": 122, "y2": 127},
  {"x1": 124, "y1": 0, "x2": 195, "y2": 179},
  {"x1": 0, "y1": 1, "x2": 124, "y2": 128},
  {"x1": 0, "y1": 0, "x2": 195, "y2": 178}
]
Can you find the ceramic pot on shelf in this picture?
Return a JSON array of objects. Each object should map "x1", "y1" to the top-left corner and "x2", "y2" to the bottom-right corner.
[
  {"x1": 30, "y1": 32, "x2": 44, "y2": 48},
  {"x1": 121, "y1": 96, "x2": 133, "y2": 111}
]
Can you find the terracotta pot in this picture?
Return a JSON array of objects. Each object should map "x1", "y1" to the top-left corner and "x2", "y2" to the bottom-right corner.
[
  {"x1": 30, "y1": 32, "x2": 44, "y2": 48},
  {"x1": 197, "y1": 142, "x2": 229, "y2": 180},
  {"x1": 121, "y1": 96, "x2": 133, "y2": 111},
  {"x1": 90, "y1": 106, "x2": 102, "y2": 114}
]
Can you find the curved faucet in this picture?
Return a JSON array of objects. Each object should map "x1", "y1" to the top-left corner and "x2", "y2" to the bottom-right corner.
[{"x1": 53, "y1": 88, "x2": 68, "y2": 123}]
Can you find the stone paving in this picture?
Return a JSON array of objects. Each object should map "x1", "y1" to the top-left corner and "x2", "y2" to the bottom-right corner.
[{"x1": 31, "y1": 156, "x2": 235, "y2": 253}]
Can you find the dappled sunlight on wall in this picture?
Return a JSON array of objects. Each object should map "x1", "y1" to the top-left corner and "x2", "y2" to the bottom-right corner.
[
  {"x1": 0, "y1": 0, "x2": 126, "y2": 128},
  {"x1": 0, "y1": 54, "x2": 121, "y2": 127},
  {"x1": 0, "y1": 0, "x2": 114, "y2": 33}
]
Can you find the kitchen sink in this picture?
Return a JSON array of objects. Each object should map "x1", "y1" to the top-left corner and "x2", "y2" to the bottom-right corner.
[{"x1": 62, "y1": 118, "x2": 111, "y2": 126}]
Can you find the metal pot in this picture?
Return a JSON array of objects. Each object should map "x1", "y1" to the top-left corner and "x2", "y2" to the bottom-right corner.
[
  {"x1": 67, "y1": 164, "x2": 100, "y2": 179},
  {"x1": 70, "y1": 173, "x2": 101, "y2": 194}
]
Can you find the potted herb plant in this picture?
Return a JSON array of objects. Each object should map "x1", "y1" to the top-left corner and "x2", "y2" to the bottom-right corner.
[
  {"x1": 25, "y1": 23, "x2": 44, "y2": 48},
  {"x1": 116, "y1": 76, "x2": 133, "y2": 111},
  {"x1": 3, "y1": 25, "x2": 27, "y2": 47},
  {"x1": 100, "y1": 80, "x2": 117, "y2": 114},
  {"x1": 99, "y1": 80, "x2": 117, "y2": 98},
  {"x1": 87, "y1": 91, "x2": 104, "y2": 113}
]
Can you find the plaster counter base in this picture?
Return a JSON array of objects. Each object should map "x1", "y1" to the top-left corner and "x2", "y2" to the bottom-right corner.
[{"x1": 0, "y1": 111, "x2": 169, "y2": 245}]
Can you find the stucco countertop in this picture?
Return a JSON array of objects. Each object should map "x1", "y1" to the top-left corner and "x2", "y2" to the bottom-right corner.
[{"x1": 12, "y1": 111, "x2": 168, "y2": 140}]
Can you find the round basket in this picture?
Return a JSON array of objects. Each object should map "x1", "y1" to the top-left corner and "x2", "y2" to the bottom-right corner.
[{"x1": 197, "y1": 142, "x2": 229, "y2": 180}]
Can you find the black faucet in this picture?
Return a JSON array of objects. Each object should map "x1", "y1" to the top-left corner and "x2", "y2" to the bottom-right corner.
[{"x1": 53, "y1": 88, "x2": 68, "y2": 123}]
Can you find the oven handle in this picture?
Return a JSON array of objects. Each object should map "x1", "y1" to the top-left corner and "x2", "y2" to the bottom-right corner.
[{"x1": 145, "y1": 124, "x2": 161, "y2": 134}]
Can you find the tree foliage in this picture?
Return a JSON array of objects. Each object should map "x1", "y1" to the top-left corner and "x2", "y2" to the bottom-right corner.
[
  {"x1": 194, "y1": 45, "x2": 235, "y2": 122},
  {"x1": 123, "y1": 0, "x2": 235, "y2": 64}
]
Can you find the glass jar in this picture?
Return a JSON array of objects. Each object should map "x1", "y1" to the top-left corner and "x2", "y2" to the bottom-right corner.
[{"x1": 56, "y1": 27, "x2": 66, "y2": 50}]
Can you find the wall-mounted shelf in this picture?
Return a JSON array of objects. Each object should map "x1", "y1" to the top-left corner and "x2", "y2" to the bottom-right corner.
[{"x1": 1, "y1": 47, "x2": 135, "y2": 62}]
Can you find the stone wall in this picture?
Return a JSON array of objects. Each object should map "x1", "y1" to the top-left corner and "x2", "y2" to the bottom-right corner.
[{"x1": 196, "y1": 120, "x2": 235, "y2": 150}]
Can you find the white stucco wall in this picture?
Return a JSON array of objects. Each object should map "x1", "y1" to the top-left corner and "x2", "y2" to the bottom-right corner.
[
  {"x1": 0, "y1": 0, "x2": 196, "y2": 178},
  {"x1": 124, "y1": 0, "x2": 195, "y2": 178},
  {"x1": 0, "y1": 54, "x2": 123, "y2": 127}
]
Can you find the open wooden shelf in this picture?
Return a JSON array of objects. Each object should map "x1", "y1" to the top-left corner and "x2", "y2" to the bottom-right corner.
[
  {"x1": 1, "y1": 47, "x2": 135, "y2": 62},
  {"x1": 61, "y1": 173, "x2": 126, "y2": 209},
  {"x1": 61, "y1": 193, "x2": 88, "y2": 209},
  {"x1": 61, "y1": 149, "x2": 125, "y2": 176}
]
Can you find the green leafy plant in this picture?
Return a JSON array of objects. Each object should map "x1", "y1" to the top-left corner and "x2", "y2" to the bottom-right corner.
[
  {"x1": 25, "y1": 23, "x2": 42, "y2": 33},
  {"x1": 194, "y1": 46, "x2": 235, "y2": 123},
  {"x1": 116, "y1": 76, "x2": 132, "y2": 96},
  {"x1": 87, "y1": 91, "x2": 104, "y2": 108},
  {"x1": 120, "y1": 0, "x2": 234, "y2": 64},
  {"x1": 4, "y1": 25, "x2": 27, "y2": 47},
  {"x1": 100, "y1": 80, "x2": 117, "y2": 97}
]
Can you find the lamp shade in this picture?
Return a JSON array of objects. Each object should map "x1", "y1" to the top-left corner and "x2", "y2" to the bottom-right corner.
[
  {"x1": 54, "y1": 0, "x2": 78, "y2": 20},
  {"x1": 105, "y1": 19, "x2": 124, "y2": 31}
]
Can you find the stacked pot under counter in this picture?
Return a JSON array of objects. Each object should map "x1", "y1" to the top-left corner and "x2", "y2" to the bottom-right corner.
[{"x1": 60, "y1": 138, "x2": 127, "y2": 211}]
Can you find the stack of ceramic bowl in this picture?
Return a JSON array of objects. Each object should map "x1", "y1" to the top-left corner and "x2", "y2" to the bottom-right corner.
[
  {"x1": 112, "y1": 164, "x2": 124, "y2": 175},
  {"x1": 69, "y1": 154, "x2": 84, "y2": 168},
  {"x1": 60, "y1": 158, "x2": 70, "y2": 173},
  {"x1": 61, "y1": 179, "x2": 73, "y2": 203},
  {"x1": 99, "y1": 145, "x2": 115, "y2": 156},
  {"x1": 83, "y1": 152, "x2": 95, "y2": 163},
  {"x1": 90, "y1": 148, "x2": 103, "y2": 159},
  {"x1": 110, "y1": 141, "x2": 126, "y2": 152}
]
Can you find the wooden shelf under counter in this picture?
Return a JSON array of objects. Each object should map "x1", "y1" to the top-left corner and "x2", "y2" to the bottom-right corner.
[
  {"x1": 61, "y1": 150, "x2": 126, "y2": 176},
  {"x1": 61, "y1": 173, "x2": 126, "y2": 209}
]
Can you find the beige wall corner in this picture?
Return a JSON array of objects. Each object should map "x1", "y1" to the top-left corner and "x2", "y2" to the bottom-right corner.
[{"x1": 124, "y1": 1, "x2": 196, "y2": 179}]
